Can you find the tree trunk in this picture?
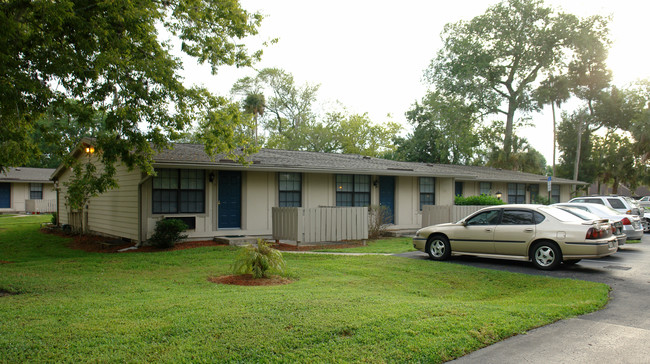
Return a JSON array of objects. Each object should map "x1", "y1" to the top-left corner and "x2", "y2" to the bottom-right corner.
[
  {"x1": 503, "y1": 101, "x2": 517, "y2": 156},
  {"x1": 573, "y1": 116, "x2": 583, "y2": 192}
]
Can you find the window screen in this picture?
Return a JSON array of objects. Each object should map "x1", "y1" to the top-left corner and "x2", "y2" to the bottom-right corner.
[
  {"x1": 152, "y1": 169, "x2": 205, "y2": 214},
  {"x1": 279, "y1": 172, "x2": 301, "y2": 207},
  {"x1": 419, "y1": 177, "x2": 435, "y2": 210}
]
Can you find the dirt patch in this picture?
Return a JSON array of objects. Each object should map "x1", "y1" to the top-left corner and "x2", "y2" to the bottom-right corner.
[
  {"x1": 208, "y1": 274, "x2": 293, "y2": 286},
  {"x1": 0, "y1": 261, "x2": 12, "y2": 264},
  {"x1": 0, "y1": 289, "x2": 18, "y2": 297}
]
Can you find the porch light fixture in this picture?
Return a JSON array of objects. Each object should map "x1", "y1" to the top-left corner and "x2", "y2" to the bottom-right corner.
[
  {"x1": 85, "y1": 146, "x2": 95, "y2": 154},
  {"x1": 496, "y1": 191, "x2": 502, "y2": 200},
  {"x1": 209, "y1": 172, "x2": 215, "y2": 182}
]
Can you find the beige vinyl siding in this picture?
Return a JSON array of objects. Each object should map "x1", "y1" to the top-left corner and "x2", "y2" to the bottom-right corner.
[
  {"x1": 86, "y1": 163, "x2": 141, "y2": 240},
  {"x1": 56, "y1": 168, "x2": 71, "y2": 225}
]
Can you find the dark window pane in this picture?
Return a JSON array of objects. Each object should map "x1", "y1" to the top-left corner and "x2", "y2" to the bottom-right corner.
[
  {"x1": 501, "y1": 210, "x2": 533, "y2": 225},
  {"x1": 607, "y1": 198, "x2": 625, "y2": 209}
]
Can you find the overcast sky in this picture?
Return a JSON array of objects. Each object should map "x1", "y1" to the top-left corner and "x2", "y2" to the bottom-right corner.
[{"x1": 179, "y1": 0, "x2": 650, "y2": 164}]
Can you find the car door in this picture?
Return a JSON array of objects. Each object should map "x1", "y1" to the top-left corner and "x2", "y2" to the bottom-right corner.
[
  {"x1": 449, "y1": 209, "x2": 500, "y2": 254},
  {"x1": 493, "y1": 209, "x2": 537, "y2": 256}
]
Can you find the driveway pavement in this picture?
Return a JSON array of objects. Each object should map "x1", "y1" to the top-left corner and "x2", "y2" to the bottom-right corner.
[{"x1": 395, "y1": 234, "x2": 650, "y2": 363}]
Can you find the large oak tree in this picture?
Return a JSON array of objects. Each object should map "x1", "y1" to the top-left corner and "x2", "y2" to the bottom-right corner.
[
  {"x1": 426, "y1": 0, "x2": 609, "y2": 159},
  {"x1": 1, "y1": 0, "x2": 263, "y2": 209}
]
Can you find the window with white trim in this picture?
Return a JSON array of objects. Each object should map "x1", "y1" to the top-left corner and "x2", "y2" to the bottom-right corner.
[
  {"x1": 336, "y1": 175, "x2": 370, "y2": 207},
  {"x1": 279, "y1": 172, "x2": 301, "y2": 207},
  {"x1": 479, "y1": 182, "x2": 491, "y2": 195},
  {"x1": 152, "y1": 169, "x2": 205, "y2": 214},
  {"x1": 419, "y1": 177, "x2": 435, "y2": 210},
  {"x1": 29, "y1": 183, "x2": 43, "y2": 200},
  {"x1": 507, "y1": 183, "x2": 526, "y2": 204}
]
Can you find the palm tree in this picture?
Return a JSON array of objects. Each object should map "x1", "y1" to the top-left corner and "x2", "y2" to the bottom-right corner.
[{"x1": 243, "y1": 93, "x2": 266, "y2": 145}]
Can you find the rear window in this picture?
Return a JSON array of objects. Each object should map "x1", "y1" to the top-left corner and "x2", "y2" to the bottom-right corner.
[
  {"x1": 607, "y1": 198, "x2": 626, "y2": 209},
  {"x1": 583, "y1": 198, "x2": 605, "y2": 205},
  {"x1": 540, "y1": 206, "x2": 585, "y2": 222}
]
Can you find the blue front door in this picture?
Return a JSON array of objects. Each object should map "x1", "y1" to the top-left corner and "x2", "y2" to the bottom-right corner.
[
  {"x1": 379, "y1": 176, "x2": 395, "y2": 224},
  {"x1": 0, "y1": 183, "x2": 10, "y2": 208},
  {"x1": 218, "y1": 171, "x2": 241, "y2": 229}
]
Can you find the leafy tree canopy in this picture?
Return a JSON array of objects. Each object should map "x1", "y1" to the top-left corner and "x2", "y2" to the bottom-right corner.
[
  {"x1": 1, "y1": 0, "x2": 264, "y2": 209},
  {"x1": 391, "y1": 91, "x2": 479, "y2": 164},
  {"x1": 425, "y1": 0, "x2": 610, "y2": 159}
]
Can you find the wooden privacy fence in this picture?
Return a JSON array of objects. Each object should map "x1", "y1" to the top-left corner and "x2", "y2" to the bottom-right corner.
[
  {"x1": 25, "y1": 199, "x2": 56, "y2": 213},
  {"x1": 272, "y1": 207, "x2": 368, "y2": 244},
  {"x1": 421, "y1": 205, "x2": 485, "y2": 227}
]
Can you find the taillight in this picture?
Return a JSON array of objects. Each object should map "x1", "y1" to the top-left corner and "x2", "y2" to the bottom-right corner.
[
  {"x1": 621, "y1": 217, "x2": 631, "y2": 225},
  {"x1": 586, "y1": 226, "x2": 611, "y2": 239},
  {"x1": 611, "y1": 225, "x2": 616, "y2": 234}
]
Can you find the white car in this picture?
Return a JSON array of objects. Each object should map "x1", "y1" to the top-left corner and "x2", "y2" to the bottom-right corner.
[
  {"x1": 413, "y1": 205, "x2": 618, "y2": 270},
  {"x1": 569, "y1": 196, "x2": 643, "y2": 216},
  {"x1": 554, "y1": 205, "x2": 627, "y2": 247},
  {"x1": 556, "y1": 202, "x2": 644, "y2": 240}
]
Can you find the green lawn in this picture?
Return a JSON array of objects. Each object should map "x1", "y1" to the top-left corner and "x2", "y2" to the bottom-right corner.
[
  {"x1": 0, "y1": 216, "x2": 610, "y2": 363},
  {"x1": 315, "y1": 237, "x2": 417, "y2": 253}
]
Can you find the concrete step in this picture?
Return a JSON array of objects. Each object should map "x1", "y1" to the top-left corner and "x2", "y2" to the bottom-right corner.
[{"x1": 213, "y1": 235, "x2": 272, "y2": 246}]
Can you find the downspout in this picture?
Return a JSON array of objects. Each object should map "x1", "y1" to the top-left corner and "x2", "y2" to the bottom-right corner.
[{"x1": 137, "y1": 174, "x2": 153, "y2": 247}]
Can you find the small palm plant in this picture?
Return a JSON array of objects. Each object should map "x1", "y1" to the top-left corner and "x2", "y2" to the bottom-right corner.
[{"x1": 232, "y1": 239, "x2": 286, "y2": 278}]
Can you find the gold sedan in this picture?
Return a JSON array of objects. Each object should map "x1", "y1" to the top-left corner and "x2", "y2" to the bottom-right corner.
[{"x1": 413, "y1": 205, "x2": 618, "y2": 270}]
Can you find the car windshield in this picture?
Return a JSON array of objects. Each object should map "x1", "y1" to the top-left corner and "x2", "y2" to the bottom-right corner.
[
  {"x1": 556, "y1": 206, "x2": 601, "y2": 220},
  {"x1": 539, "y1": 206, "x2": 585, "y2": 222}
]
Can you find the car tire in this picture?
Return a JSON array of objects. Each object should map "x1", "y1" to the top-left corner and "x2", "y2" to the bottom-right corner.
[
  {"x1": 425, "y1": 235, "x2": 451, "y2": 261},
  {"x1": 563, "y1": 259, "x2": 581, "y2": 266},
  {"x1": 530, "y1": 241, "x2": 562, "y2": 270}
]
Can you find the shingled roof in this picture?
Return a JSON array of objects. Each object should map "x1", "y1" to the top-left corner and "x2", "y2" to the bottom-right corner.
[
  {"x1": 0, "y1": 167, "x2": 56, "y2": 183},
  {"x1": 154, "y1": 144, "x2": 584, "y2": 185}
]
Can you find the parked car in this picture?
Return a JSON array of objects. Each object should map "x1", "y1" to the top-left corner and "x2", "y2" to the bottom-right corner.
[
  {"x1": 568, "y1": 197, "x2": 649, "y2": 240},
  {"x1": 554, "y1": 205, "x2": 627, "y2": 247},
  {"x1": 568, "y1": 195, "x2": 643, "y2": 216},
  {"x1": 554, "y1": 202, "x2": 644, "y2": 240},
  {"x1": 413, "y1": 205, "x2": 618, "y2": 270},
  {"x1": 639, "y1": 196, "x2": 650, "y2": 209}
]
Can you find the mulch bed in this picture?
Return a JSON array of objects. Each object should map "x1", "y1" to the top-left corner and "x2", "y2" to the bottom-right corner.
[
  {"x1": 41, "y1": 227, "x2": 366, "y2": 254},
  {"x1": 208, "y1": 274, "x2": 293, "y2": 286}
]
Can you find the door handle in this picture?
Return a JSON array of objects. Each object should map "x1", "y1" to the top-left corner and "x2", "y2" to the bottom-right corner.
[
  {"x1": 524, "y1": 228, "x2": 533, "y2": 232},
  {"x1": 485, "y1": 228, "x2": 492, "y2": 232}
]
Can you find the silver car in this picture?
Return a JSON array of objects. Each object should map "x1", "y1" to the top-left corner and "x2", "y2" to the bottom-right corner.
[
  {"x1": 554, "y1": 202, "x2": 644, "y2": 240},
  {"x1": 555, "y1": 205, "x2": 627, "y2": 247}
]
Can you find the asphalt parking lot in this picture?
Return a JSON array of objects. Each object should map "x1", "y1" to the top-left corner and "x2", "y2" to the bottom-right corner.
[{"x1": 396, "y1": 233, "x2": 650, "y2": 363}]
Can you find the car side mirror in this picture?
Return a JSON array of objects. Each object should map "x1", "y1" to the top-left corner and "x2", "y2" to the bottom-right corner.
[{"x1": 462, "y1": 220, "x2": 468, "y2": 227}]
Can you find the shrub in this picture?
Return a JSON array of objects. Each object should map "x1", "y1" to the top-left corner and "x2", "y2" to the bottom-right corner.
[
  {"x1": 368, "y1": 205, "x2": 391, "y2": 239},
  {"x1": 51, "y1": 212, "x2": 57, "y2": 225},
  {"x1": 232, "y1": 239, "x2": 286, "y2": 278},
  {"x1": 455, "y1": 194, "x2": 506, "y2": 206},
  {"x1": 148, "y1": 218, "x2": 188, "y2": 249},
  {"x1": 533, "y1": 195, "x2": 551, "y2": 205}
]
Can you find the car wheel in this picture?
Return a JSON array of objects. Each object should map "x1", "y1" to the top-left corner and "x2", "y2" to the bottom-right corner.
[
  {"x1": 425, "y1": 235, "x2": 451, "y2": 261},
  {"x1": 531, "y1": 241, "x2": 561, "y2": 270},
  {"x1": 563, "y1": 259, "x2": 581, "y2": 266}
]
